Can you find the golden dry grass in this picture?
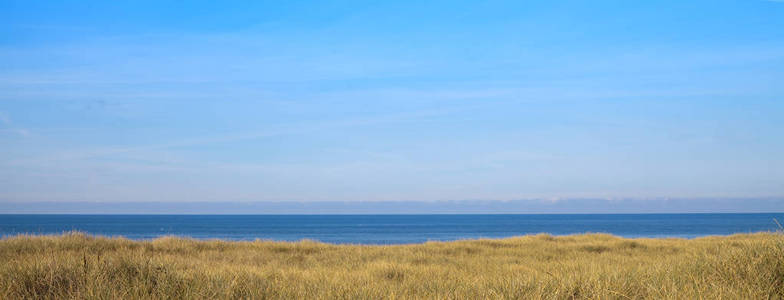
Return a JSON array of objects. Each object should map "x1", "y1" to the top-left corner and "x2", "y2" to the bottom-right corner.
[{"x1": 1, "y1": 232, "x2": 783, "y2": 299}]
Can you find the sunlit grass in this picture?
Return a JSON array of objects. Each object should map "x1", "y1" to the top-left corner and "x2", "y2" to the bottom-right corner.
[{"x1": 1, "y1": 231, "x2": 782, "y2": 299}]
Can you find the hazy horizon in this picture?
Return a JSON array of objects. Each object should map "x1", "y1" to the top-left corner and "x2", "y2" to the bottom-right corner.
[
  {"x1": 2, "y1": 1, "x2": 784, "y2": 213},
  {"x1": 2, "y1": 198, "x2": 783, "y2": 214}
]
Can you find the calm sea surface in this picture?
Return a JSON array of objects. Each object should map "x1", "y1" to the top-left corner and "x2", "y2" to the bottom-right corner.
[{"x1": 1, "y1": 214, "x2": 782, "y2": 244}]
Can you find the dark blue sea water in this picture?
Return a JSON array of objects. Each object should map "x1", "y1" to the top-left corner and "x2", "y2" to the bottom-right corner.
[{"x1": 1, "y1": 214, "x2": 782, "y2": 244}]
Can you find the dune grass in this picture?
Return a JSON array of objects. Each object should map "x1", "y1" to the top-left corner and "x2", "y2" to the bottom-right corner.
[{"x1": 1, "y1": 232, "x2": 783, "y2": 299}]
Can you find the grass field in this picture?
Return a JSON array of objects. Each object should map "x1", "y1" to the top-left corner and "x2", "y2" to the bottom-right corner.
[{"x1": 1, "y1": 232, "x2": 783, "y2": 299}]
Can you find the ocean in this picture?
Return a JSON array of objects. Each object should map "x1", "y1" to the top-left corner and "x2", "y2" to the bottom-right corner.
[{"x1": 1, "y1": 213, "x2": 782, "y2": 244}]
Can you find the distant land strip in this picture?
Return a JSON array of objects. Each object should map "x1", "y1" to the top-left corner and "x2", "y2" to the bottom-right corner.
[{"x1": 1, "y1": 198, "x2": 783, "y2": 214}]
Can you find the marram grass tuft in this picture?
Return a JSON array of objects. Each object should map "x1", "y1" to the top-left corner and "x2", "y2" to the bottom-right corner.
[{"x1": 1, "y1": 231, "x2": 783, "y2": 299}]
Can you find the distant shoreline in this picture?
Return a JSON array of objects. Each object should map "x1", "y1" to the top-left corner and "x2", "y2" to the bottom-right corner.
[
  {"x1": 3, "y1": 198, "x2": 784, "y2": 214},
  {"x1": 2, "y1": 212, "x2": 784, "y2": 215},
  {"x1": 2, "y1": 230, "x2": 782, "y2": 244}
]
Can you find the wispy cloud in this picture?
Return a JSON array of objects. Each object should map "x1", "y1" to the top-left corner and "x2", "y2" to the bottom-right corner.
[
  {"x1": 0, "y1": 128, "x2": 30, "y2": 137},
  {"x1": 0, "y1": 112, "x2": 10, "y2": 125},
  {"x1": 0, "y1": 112, "x2": 31, "y2": 137},
  {"x1": 6, "y1": 106, "x2": 463, "y2": 166},
  {"x1": 0, "y1": 112, "x2": 30, "y2": 137}
]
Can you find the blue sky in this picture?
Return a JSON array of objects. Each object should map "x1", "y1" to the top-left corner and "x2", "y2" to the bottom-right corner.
[{"x1": 1, "y1": 0, "x2": 783, "y2": 208}]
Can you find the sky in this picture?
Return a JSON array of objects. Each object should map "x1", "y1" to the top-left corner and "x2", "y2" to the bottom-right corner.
[{"x1": 1, "y1": 1, "x2": 784, "y2": 212}]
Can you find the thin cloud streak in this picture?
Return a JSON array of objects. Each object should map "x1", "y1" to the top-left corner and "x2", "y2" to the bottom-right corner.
[
  {"x1": 0, "y1": 112, "x2": 10, "y2": 125},
  {"x1": 0, "y1": 128, "x2": 30, "y2": 137},
  {"x1": 5, "y1": 106, "x2": 466, "y2": 166}
]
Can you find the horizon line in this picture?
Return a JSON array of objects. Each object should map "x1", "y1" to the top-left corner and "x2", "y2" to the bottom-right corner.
[{"x1": 3, "y1": 198, "x2": 783, "y2": 214}]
